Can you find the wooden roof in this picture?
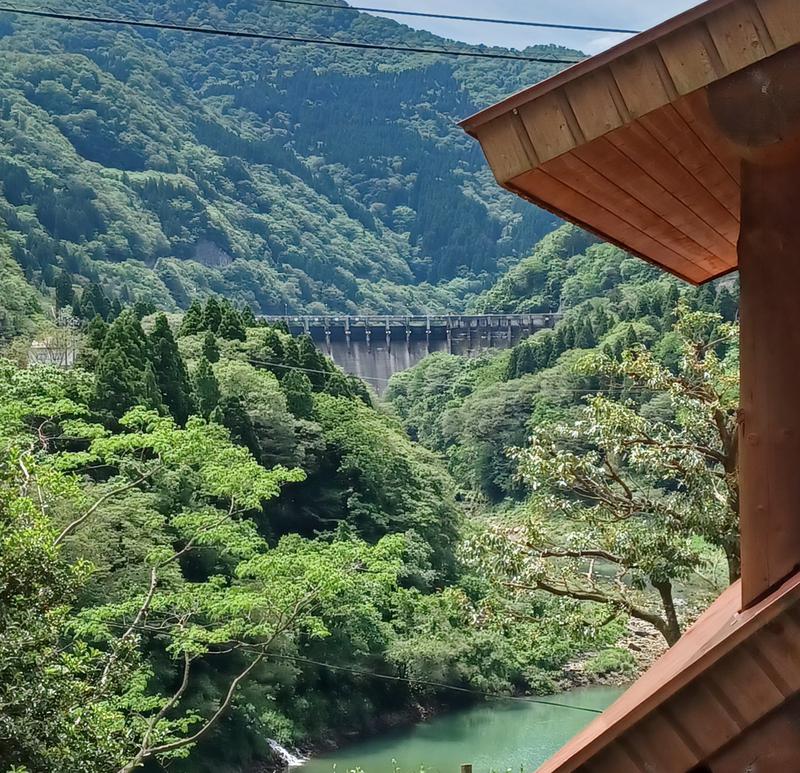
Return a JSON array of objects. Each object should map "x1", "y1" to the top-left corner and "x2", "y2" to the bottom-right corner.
[
  {"x1": 460, "y1": 0, "x2": 800, "y2": 284},
  {"x1": 539, "y1": 571, "x2": 800, "y2": 772}
]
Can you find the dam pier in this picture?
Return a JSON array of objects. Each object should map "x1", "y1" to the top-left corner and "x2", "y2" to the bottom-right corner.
[{"x1": 260, "y1": 314, "x2": 559, "y2": 390}]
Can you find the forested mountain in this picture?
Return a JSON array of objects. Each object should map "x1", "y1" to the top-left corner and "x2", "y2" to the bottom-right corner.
[{"x1": 0, "y1": 0, "x2": 574, "y2": 315}]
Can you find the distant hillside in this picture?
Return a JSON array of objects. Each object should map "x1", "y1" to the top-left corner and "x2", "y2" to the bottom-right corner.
[{"x1": 0, "y1": 1, "x2": 577, "y2": 314}]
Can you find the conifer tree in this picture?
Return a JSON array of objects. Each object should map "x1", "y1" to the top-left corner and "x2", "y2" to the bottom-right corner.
[
  {"x1": 202, "y1": 331, "x2": 220, "y2": 363},
  {"x1": 150, "y1": 314, "x2": 194, "y2": 425},
  {"x1": 211, "y1": 396, "x2": 261, "y2": 458},
  {"x1": 93, "y1": 311, "x2": 159, "y2": 420},
  {"x1": 194, "y1": 356, "x2": 220, "y2": 418},
  {"x1": 515, "y1": 344, "x2": 537, "y2": 377},
  {"x1": 218, "y1": 307, "x2": 246, "y2": 341},
  {"x1": 562, "y1": 322, "x2": 576, "y2": 349},
  {"x1": 54, "y1": 271, "x2": 74, "y2": 311},
  {"x1": 262, "y1": 328, "x2": 285, "y2": 361},
  {"x1": 551, "y1": 326, "x2": 567, "y2": 364},
  {"x1": 80, "y1": 282, "x2": 111, "y2": 321},
  {"x1": 537, "y1": 333, "x2": 554, "y2": 368},
  {"x1": 142, "y1": 361, "x2": 163, "y2": 412},
  {"x1": 202, "y1": 297, "x2": 222, "y2": 333},
  {"x1": 179, "y1": 300, "x2": 204, "y2": 336},
  {"x1": 623, "y1": 324, "x2": 639, "y2": 349},
  {"x1": 110, "y1": 298, "x2": 123, "y2": 320},
  {"x1": 281, "y1": 370, "x2": 315, "y2": 419},
  {"x1": 240, "y1": 305, "x2": 256, "y2": 328},
  {"x1": 297, "y1": 335, "x2": 329, "y2": 389},
  {"x1": 77, "y1": 314, "x2": 108, "y2": 370},
  {"x1": 324, "y1": 371, "x2": 353, "y2": 398},
  {"x1": 505, "y1": 347, "x2": 520, "y2": 381},
  {"x1": 575, "y1": 319, "x2": 595, "y2": 349},
  {"x1": 715, "y1": 286, "x2": 738, "y2": 322},
  {"x1": 133, "y1": 300, "x2": 157, "y2": 320},
  {"x1": 282, "y1": 336, "x2": 301, "y2": 370}
]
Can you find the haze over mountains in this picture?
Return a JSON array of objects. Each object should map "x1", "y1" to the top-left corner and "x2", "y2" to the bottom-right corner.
[{"x1": 0, "y1": 0, "x2": 583, "y2": 315}]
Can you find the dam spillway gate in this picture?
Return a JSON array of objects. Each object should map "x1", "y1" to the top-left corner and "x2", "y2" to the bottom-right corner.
[{"x1": 259, "y1": 314, "x2": 559, "y2": 392}]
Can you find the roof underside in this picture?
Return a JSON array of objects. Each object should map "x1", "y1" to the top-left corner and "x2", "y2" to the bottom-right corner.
[
  {"x1": 540, "y1": 572, "x2": 800, "y2": 772},
  {"x1": 461, "y1": 0, "x2": 800, "y2": 284}
]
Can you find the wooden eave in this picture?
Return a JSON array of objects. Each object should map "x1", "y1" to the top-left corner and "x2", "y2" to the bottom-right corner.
[
  {"x1": 539, "y1": 570, "x2": 800, "y2": 772},
  {"x1": 460, "y1": 0, "x2": 800, "y2": 284}
]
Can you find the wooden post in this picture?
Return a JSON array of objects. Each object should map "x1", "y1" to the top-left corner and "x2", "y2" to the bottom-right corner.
[
  {"x1": 460, "y1": 764, "x2": 473, "y2": 773},
  {"x1": 738, "y1": 155, "x2": 800, "y2": 607},
  {"x1": 708, "y1": 49, "x2": 800, "y2": 607}
]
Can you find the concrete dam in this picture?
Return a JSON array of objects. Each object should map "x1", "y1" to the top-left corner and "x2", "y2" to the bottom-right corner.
[{"x1": 261, "y1": 314, "x2": 559, "y2": 392}]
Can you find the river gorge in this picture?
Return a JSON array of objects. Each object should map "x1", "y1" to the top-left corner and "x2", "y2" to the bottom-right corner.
[{"x1": 296, "y1": 686, "x2": 622, "y2": 773}]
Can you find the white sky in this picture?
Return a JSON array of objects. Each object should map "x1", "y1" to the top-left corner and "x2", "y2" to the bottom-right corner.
[{"x1": 369, "y1": 1, "x2": 701, "y2": 54}]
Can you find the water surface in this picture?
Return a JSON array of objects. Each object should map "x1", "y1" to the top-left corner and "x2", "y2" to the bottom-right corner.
[{"x1": 300, "y1": 686, "x2": 622, "y2": 773}]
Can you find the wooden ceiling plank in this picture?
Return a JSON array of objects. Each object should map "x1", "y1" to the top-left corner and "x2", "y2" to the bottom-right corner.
[
  {"x1": 675, "y1": 90, "x2": 742, "y2": 183},
  {"x1": 544, "y1": 151, "x2": 728, "y2": 271},
  {"x1": 668, "y1": 681, "x2": 742, "y2": 755},
  {"x1": 574, "y1": 136, "x2": 736, "y2": 259},
  {"x1": 707, "y1": 652, "x2": 785, "y2": 725},
  {"x1": 756, "y1": 0, "x2": 800, "y2": 49},
  {"x1": 705, "y1": 0, "x2": 773, "y2": 72},
  {"x1": 515, "y1": 168, "x2": 710, "y2": 283},
  {"x1": 517, "y1": 92, "x2": 579, "y2": 166},
  {"x1": 475, "y1": 114, "x2": 535, "y2": 185},
  {"x1": 563, "y1": 69, "x2": 628, "y2": 143},
  {"x1": 610, "y1": 47, "x2": 677, "y2": 119},
  {"x1": 657, "y1": 21, "x2": 724, "y2": 96},
  {"x1": 626, "y1": 711, "x2": 702, "y2": 770},
  {"x1": 639, "y1": 103, "x2": 740, "y2": 214},
  {"x1": 580, "y1": 743, "x2": 641, "y2": 773},
  {"x1": 606, "y1": 121, "x2": 740, "y2": 242},
  {"x1": 747, "y1": 635, "x2": 797, "y2": 697}
]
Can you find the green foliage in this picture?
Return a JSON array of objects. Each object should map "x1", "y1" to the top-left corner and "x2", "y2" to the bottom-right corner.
[
  {"x1": 93, "y1": 310, "x2": 163, "y2": 419},
  {"x1": 193, "y1": 356, "x2": 220, "y2": 418},
  {"x1": 149, "y1": 314, "x2": 194, "y2": 425},
  {"x1": 0, "y1": 2, "x2": 576, "y2": 314},
  {"x1": 281, "y1": 369, "x2": 315, "y2": 420},
  {"x1": 475, "y1": 310, "x2": 739, "y2": 646},
  {"x1": 584, "y1": 648, "x2": 636, "y2": 679},
  {"x1": 314, "y1": 393, "x2": 460, "y2": 581},
  {"x1": 0, "y1": 237, "x2": 42, "y2": 345},
  {"x1": 201, "y1": 330, "x2": 220, "y2": 363}
]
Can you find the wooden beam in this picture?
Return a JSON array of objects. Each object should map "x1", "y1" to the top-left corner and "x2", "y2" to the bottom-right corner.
[{"x1": 738, "y1": 155, "x2": 800, "y2": 607}]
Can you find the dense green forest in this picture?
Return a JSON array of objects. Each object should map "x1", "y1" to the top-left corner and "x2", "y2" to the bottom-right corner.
[
  {"x1": 2, "y1": 290, "x2": 634, "y2": 773},
  {"x1": 388, "y1": 224, "x2": 740, "y2": 647},
  {"x1": 0, "y1": 0, "x2": 574, "y2": 315},
  {"x1": 0, "y1": 1, "x2": 746, "y2": 770}
]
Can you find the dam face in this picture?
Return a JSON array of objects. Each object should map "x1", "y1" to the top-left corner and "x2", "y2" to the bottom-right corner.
[{"x1": 262, "y1": 315, "x2": 559, "y2": 394}]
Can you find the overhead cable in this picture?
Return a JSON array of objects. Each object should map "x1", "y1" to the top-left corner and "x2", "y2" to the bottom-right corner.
[
  {"x1": 0, "y1": 5, "x2": 584, "y2": 63},
  {"x1": 262, "y1": 0, "x2": 642, "y2": 35}
]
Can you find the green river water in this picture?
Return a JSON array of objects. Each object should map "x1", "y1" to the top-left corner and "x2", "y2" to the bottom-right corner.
[{"x1": 299, "y1": 686, "x2": 622, "y2": 773}]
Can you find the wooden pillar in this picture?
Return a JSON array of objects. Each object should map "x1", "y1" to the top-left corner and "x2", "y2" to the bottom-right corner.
[
  {"x1": 708, "y1": 48, "x2": 800, "y2": 607},
  {"x1": 738, "y1": 155, "x2": 800, "y2": 607}
]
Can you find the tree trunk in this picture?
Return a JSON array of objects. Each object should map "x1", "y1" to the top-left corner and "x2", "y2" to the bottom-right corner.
[
  {"x1": 726, "y1": 542, "x2": 741, "y2": 585},
  {"x1": 653, "y1": 579, "x2": 681, "y2": 646}
]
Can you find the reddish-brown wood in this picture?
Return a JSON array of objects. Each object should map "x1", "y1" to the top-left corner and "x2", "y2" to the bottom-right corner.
[
  {"x1": 737, "y1": 154, "x2": 800, "y2": 607},
  {"x1": 703, "y1": 693, "x2": 800, "y2": 771},
  {"x1": 537, "y1": 574, "x2": 800, "y2": 772}
]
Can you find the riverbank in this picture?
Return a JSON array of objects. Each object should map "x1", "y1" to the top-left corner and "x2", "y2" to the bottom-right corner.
[
  {"x1": 257, "y1": 618, "x2": 665, "y2": 773},
  {"x1": 297, "y1": 685, "x2": 624, "y2": 773}
]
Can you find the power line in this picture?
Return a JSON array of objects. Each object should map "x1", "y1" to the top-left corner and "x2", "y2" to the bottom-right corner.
[
  {"x1": 245, "y1": 353, "x2": 672, "y2": 394},
  {"x1": 100, "y1": 618, "x2": 605, "y2": 716},
  {"x1": 265, "y1": 651, "x2": 605, "y2": 714},
  {"x1": 0, "y1": 5, "x2": 585, "y2": 64},
  {"x1": 263, "y1": 0, "x2": 642, "y2": 35}
]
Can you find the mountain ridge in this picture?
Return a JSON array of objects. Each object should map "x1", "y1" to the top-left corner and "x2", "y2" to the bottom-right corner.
[{"x1": 0, "y1": 1, "x2": 578, "y2": 315}]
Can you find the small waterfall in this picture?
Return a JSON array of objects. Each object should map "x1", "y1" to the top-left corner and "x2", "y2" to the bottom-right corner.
[{"x1": 268, "y1": 739, "x2": 307, "y2": 767}]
